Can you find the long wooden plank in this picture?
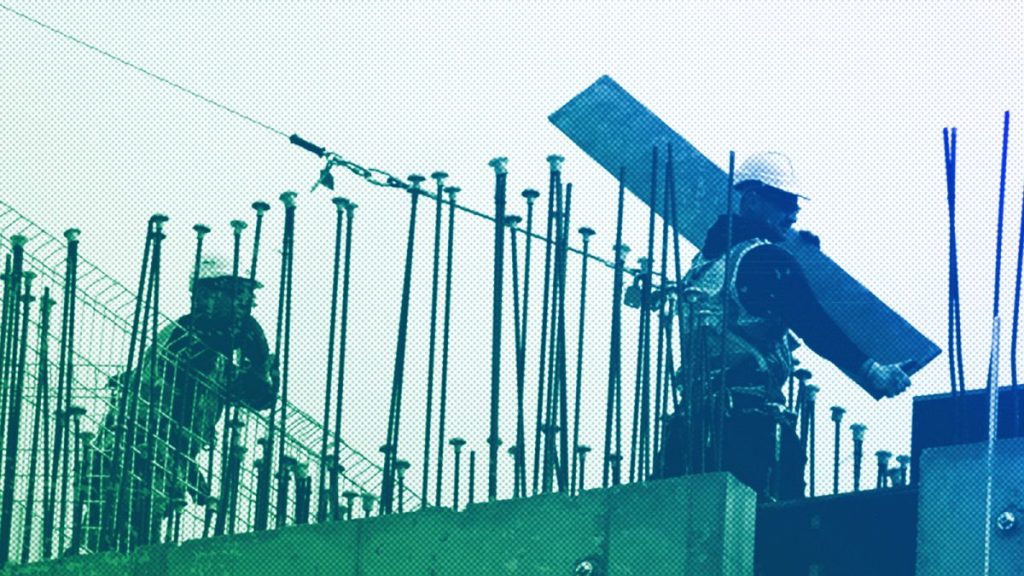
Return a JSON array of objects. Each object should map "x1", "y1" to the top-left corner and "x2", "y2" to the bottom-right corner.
[{"x1": 549, "y1": 75, "x2": 940, "y2": 382}]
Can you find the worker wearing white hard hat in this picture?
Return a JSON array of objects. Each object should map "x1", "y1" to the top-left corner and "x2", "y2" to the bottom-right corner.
[
  {"x1": 85, "y1": 253, "x2": 276, "y2": 549},
  {"x1": 659, "y1": 151, "x2": 911, "y2": 502},
  {"x1": 732, "y1": 151, "x2": 809, "y2": 242}
]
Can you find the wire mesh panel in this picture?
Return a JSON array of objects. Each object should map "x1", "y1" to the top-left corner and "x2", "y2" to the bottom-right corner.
[{"x1": 0, "y1": 199, "x2": 413, "y2": 565}]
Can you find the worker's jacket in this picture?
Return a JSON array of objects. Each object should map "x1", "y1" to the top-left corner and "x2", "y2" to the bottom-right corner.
[{"x1": 84, "y1": 314, "x2": 276, "y2": 550}]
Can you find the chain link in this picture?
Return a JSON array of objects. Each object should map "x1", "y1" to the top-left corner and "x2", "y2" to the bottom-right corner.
[
  {"x1": 319, "y1": 150, "x2": 637, "y2": 277},
  {"x1": 329, "y1": 155, "x2": 410, "y2": 190}
]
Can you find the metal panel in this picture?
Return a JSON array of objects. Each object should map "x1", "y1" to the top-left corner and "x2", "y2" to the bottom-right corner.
[{"x1": 549, "y1": 75, "x2": 940, "y2": 384}]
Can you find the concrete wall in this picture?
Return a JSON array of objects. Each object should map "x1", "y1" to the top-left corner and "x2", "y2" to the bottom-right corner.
[
  {"x1": 7, "y1": 473, "x2": 756, "y2": 576},
  {"x1": 917, "y1": 437, "x2": 1024, "y2": 575}
]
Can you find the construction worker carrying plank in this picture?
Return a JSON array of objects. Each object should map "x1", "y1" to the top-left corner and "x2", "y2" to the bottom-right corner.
[{"x1": 661, "y1": 151, "x2": 911, "y2": 501}]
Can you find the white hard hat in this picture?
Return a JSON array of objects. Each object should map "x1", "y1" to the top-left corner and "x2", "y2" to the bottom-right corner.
[
  {"x1": 733, "y1": 151, "x2": 807, "y2": 199},
  {"x1": 196, "y1": 256, "x2": 233, "y2": 280}
]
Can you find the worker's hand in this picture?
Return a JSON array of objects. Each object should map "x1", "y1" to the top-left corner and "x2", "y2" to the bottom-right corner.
[
  {"x1": 796, "y1": 229, "x2": 821, "y2": 249},
  {"x1": 859, "y1": 359, "x2": 912, "y2": 398},
  {"x1": 227, "y1": 352, "x2": 278, "y2": 411}
]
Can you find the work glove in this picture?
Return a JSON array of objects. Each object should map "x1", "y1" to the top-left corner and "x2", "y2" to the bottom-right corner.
[
  {"x1": 858, "y1": 359, "x2": 912, "y2": 398},
  {"x1": 796, "y1": 229, "x2": 820, "y2": 249}
]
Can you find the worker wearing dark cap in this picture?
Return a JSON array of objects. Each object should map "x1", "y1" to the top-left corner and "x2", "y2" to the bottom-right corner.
[{"x1": 660, "y1": 151, "x2": 910, "y2": 501}]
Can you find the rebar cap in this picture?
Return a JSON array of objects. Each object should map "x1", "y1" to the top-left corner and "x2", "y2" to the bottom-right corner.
[
  {"x1": 488, "y1": 157, "x2": 508, "y2": 175},
  {"x1": 804, "y1": 384, "x2": 820, "y2": 401},
  {"x1": 280, "y1": 191, "x2": 298, "y2": 207},
  {"x1": 830, "y1": 406, "x2": 846, "y2": 422}
]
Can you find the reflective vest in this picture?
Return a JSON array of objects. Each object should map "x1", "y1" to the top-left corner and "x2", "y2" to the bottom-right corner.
[{"x1": 677, "y1": 238, "x2": 794, "y2": 404}]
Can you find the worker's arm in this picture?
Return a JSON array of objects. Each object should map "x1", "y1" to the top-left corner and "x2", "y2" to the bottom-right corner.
[
  {"x1": 228, "y1": 317, "x2": 278, "y2": 410},
  {"x1": 736, "y1": 244, "x2": 910, "y2": 398}
]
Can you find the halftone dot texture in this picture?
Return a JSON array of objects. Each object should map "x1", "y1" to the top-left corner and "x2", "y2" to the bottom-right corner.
[{"x1": 1, "y1": 0, "x2": 1022, "y2": 571}]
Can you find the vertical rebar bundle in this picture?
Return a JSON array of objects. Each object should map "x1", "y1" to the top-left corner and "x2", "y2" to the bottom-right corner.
[
  {"x1": 534, "y1": 158, "x2": 560, "y2": 496},
  {"x1": 275, "y1": 192, "x2": 298, "y2": 528},
  {"x1": 104, "y1": 216, "x2": 161, "y2": 551},
  {"x1": 450, "y1": 437, "x2": 465, "y2": 511},
  {"x1": 255, "y1": 192, "x2": 297, "y2": 531},
  {"x1": 468, "y1": 450, "x2": 476, "y2": 506},
  {"x1": 603, "y1": 168, "x2": 628, "y2": 488},
  {"x1": 576, "y1": 445, "x2": 591, "y2": 493},
  {"x1": 45, "y1": 230, "x2": 80, "y2": 556},
  {"x1": 0, "y1": 252, "x2": 33, "y2": 567},
  {"x1": 395, "y1": 460, "x2": 409, "y2": 514},
  {"x1": 213, "y1": 219, "x2": 247, "y2": 537},
  {"x1": 517, "y1": 189, "x2": 539, "y2": 498},
  {"x1": 487, "y1": 158, "x2": 508, "y2": 502},
  {"x1": 420, "y1": 172, "x2": 447, "y2": 508},
  {"x1": 381, "y1": 175, "x2": 425, "y2": 515},
  {"x1": 434, "y1": 186, "x2": 459, "y2": 508},
  {"x1": 850, "y1": 423, "x2": 866, "y2": 492},
  {"x1": 635, "y1": 147, "x2": 660, "y2": 484},
  {"x1": 711, "y1": 152, "x2": 737, "y2": 473},
  {"x1": 506, "y1": 214, "x2": 526, "y2": 499},
  {"x1": 830, "y1": 406, "x2": 845, "y2": 495},
  {"x1": 543, "y1": 182, "x2": 572, "y2": 493},
  {"x1": 943, "y1": 128, "x2": 965, "y2": 397},
  {"x1": 652, "y1": 151, "x2": 675, "y2": 479},
  {"x1": 20, "y1": 287, "x2": 53, "y2": 562},
  {"x1": 318, "y1": 197, "x2": 347, "y2": 523},
  {"x1": 804, "y1": 384, "x2": 819, "y2": 497},
  {"x1": 332, "y1": 199, "x2": 356, "y2": 519},
  {"x1": 137, "y1": 215, "x2": 168, "y2": 547},
  {"x1": 0, "y1": 255, "x2": 14, "y2": 473},
  {"x1": 66, "y1": 406, "x2": 86, "y2": 554},
  {"x1": 665, "y1": 145, "x2": 690, "y2": 471},
  {"x1": 571, "y1": 227, "x2": 595, "y2": 496}
]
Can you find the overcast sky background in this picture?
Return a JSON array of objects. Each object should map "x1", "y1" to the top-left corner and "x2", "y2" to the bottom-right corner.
[{"x1": 1, "y1": 1, "x2": 1022, "y2": 500}]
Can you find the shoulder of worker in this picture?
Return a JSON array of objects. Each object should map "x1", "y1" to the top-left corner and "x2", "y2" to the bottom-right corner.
[
  {"x1": 735, "y1": 243, "x2": 801, "y2": 287},
  {"x1": 701, "y1": 214, "x2": 786, "y2": 260},
  {"x1": 157, "y1": 316, "x2": 203, "y2": 350},
  {"x1": 235, "y1": 316, "x2": 270, "y2": 360}
]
